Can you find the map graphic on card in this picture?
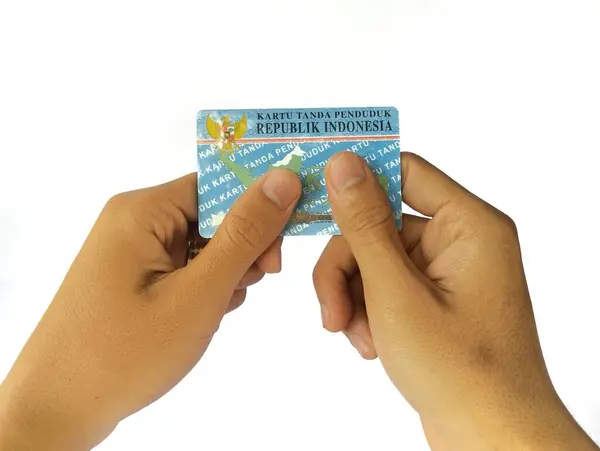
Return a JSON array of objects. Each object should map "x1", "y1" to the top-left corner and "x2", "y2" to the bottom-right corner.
[{"x1": 196, "y1": 107, "x2": 401, "y2": 238}]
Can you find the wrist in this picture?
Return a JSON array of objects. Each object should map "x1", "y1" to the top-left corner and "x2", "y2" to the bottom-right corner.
[
  {"x1": 423, "y1": 395, "x2": 598, "y2": 451},
  {"x1": 0, "y1": 380, "x2": 114, "y2": 451},
  {"x1": 488, "y1": 396, "x2": 596, "y2": 450},
  {"x1": 502, "y1": 402, "x2": 597, "y2": 450}
]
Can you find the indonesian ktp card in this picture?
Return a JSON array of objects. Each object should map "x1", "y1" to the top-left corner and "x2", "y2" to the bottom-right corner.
[{"x1": 196, "y1": 107, "x2": 401, "y2": 238}]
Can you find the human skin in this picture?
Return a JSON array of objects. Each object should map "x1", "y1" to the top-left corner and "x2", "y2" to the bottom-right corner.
[
  {"x1": 313, "y1": 151, "x2": 599, "y2": 450},
  {"x1": 0, "y1": 152, "x2": 597, "y2": 450},
  {"x1": 0, "y1": 168, "x2": 302, "y2": 450}
]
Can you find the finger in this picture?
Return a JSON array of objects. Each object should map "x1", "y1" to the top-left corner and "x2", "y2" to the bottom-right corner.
[
  {"x1": 256, "y1": 236, "x2": 283, "y2": 274},
  {"x1": 115, "y1": 174, "x2": 198, "y2": 257},
  {"x1": 237, "y1": 265, "x2": 265, "y2": 289},
  {"x1": 155, "y1": 172, "x2": 199, "y2": 221},
  {"x1": 325, "y1": 151, "x2": 407, "y2": 274},
  {"x1": 400, "y1": 152, "x2": 475, "y2": 217},
  {"x1": 313, "y1": 215, "x2": 429, "y2": 330},
  {"x1": 399, "y1": 214, "x2": 428, "y2": 250},
  {"x1": 344, "y1": 276, "x2": 377, "y2": 360},
  {"x1": 325, "y1": 152, "x2": 435, "y2": 335},
  {"x1": 186, "y1": 169, "x2": 301, "y2": 302},
  {"x1": 400, "y1": 214, "x2": 429, "y2": 272},
  {"x1": 313, "y1": 236, "x2": 357, "y2": 332},
  {"x1": 344, "y1": 311, "x2": 377, "y2": 360},
  {"x1": 226, "y1": 289, "x2": 247, "y2": 314},
  {"x1": 186, "y1": 230, "x2": 281, "y2": 276}
]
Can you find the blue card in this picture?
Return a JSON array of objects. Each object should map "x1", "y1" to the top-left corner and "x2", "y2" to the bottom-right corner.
[{"x1": 196, "y1": 107, "x2": 401, "y2": 238}]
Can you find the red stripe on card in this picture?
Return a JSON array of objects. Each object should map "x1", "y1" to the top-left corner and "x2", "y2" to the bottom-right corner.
[{"x1": 196, "y1": 135, "x2": 400, "y2": 145}]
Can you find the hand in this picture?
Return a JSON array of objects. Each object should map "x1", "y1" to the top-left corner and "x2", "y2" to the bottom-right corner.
[
  {"x1": 313, "y1": 152, "x2": 598, "y2": 450},
  {"x1": 0, "y1": 169, "x2": 301, "y2": 451}
]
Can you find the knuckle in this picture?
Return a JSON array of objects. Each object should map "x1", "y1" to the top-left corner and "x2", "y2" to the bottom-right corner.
[
  {"x1": 484, "y1": 207, "x2": 519, "y2": 241},
  {"x1": 227, "y1": 290, "x2": 247, "y2": 314},
  {"x1": 220, "y1": 211, "x2": 267, "y2": 255},
  {"x1": 458, "y1": 201, "x2": 519, "y2": 241},
  {"x1": 345, "y1": 198, "x2": 394, "y2": 236},
  {"x1": 105, "y1": 192, "x2": 131, "y2": 211},
  {"x1": 401, "y1": 151, "x2": 419, "y2": 165},
  {"x1": 311, "y1": 265, "x2": 319, "y2": 285},
  {"x1": 497, "y1": 211, "x2": 518, "y2": 235},
  {"x1": 400, "y1": 152, "x2": 420, "y2": 184},
  {"x1": 103, "y1": 192, "x2": 138, "y2": 228},
  {"x1": 312, "y1": 264, "x2": 325, "y2": 288},
  {"x1": 433, "y1": 208, "x2": 475, "y2": 241},
  {"x1": 103, "y1": 190, "x2": 158, "y2": 232}
]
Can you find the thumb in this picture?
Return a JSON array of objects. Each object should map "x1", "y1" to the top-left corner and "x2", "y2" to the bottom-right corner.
[
  {"x1": 325, "y1": 152, "x2": 433, "y2": 337},
  {"x1": 185, "y1": 168, "x2": 301, "y2": 298},
  {"x1": 325, "y1": 152, "x2": 409, "y2": 277}
]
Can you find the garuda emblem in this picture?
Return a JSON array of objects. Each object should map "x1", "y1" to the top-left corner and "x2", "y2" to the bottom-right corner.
[{"x1": 206, "y1": 113, "x2": 248, "y2": 154}]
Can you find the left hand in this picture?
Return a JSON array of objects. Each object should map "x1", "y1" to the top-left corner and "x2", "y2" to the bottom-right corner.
[{"x1": 0, "y1": 169, "x2": 301, "y2": 451}]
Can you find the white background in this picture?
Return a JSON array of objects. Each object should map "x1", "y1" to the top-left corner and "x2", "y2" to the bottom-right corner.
[{"x1": 1, "y1": 1, "x2": 600, "y2": 449}]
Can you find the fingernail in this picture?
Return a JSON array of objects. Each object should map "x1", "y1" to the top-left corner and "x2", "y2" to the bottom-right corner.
[
  {"x1": 261, "y1": 169, "x2": 300, "y2": 209},
  {"x1": 320, "y1": 304, "x2": 329, "y2": 328},
  {"x1": 348, "y1": 333, "x2": 369, "y2": 357},
  {"x1": 327, "y1": 152, "x2": 366, "y2": 193}
]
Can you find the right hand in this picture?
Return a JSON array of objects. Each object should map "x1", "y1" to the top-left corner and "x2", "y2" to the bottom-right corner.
[{"x1": 313, "y1": 151, "x2": 598, "y2": 450}]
